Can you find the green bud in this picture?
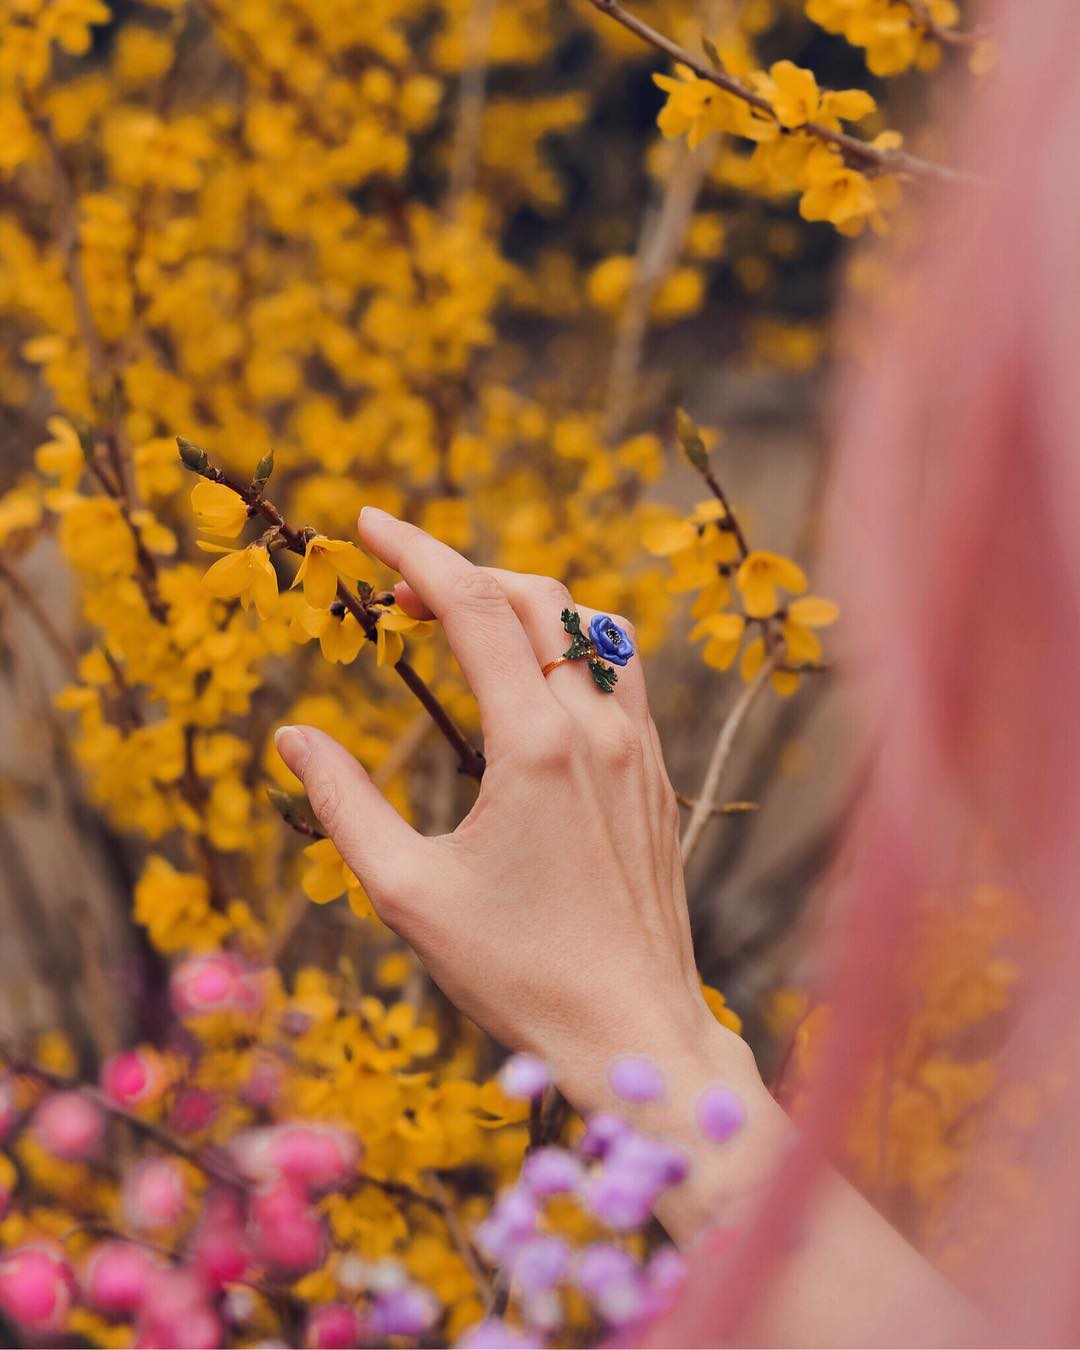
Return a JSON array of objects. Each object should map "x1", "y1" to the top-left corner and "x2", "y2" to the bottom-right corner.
[
  {"x1": 266, "y1": 787, "x2": 324, "y2": 839},
  {"x1": 252, "y1": 447, "x2": 275, "y2": 492},
  {"x1": 176, "y1": 436, "x2": 210, "y2": 474},
  {"x1": 701, "y1": 34, "x2": 724, "y2": 70},
  {"x1": 675, "y1": 407, "x2": 709, "y2": 471},
  {"x1": 72, "y1": 418, "x2": 96, "y2": 460}
]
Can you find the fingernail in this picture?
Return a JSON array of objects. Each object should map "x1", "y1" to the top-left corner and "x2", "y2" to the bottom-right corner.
[
  {"x1": 274, "y1": 725, "x2": 310, "y2": 775},
  {"x1": 360, "y1": 505, "x2": 394, "y2": 524}
]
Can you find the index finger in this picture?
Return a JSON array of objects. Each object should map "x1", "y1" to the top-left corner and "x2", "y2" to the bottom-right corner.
[{"x1": 357, "y1": 507, "x2": 553, "y2": 746}]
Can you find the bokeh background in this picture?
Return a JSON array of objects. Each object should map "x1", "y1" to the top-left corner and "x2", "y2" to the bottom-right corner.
[{"x1": 0, "y1": 2, "x2": 995, "y2": 1341}]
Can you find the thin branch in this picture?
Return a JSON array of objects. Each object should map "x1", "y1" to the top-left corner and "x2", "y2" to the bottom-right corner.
[
  {"x1": 193, "y1": 456, "x2": 486, "y2": 781},
  {"x1": 905, "y1": 0, "x2": 988, "y2": 47},
  {"x1": 424, "y1": 1172, "x2": 496, "y2": 1308},
  {"x1": 583, "y1": 0, "x2": 979, "y2": 185},
  {"x1": 447, "y1": 0, "x2": 499, "y2": 205},
  {"x1": 603, "y1": 140, "x2": 713, "y2": 442},
  {"x1": 675, "y1": 791, "x2": 759, "y2": 817},
  {"x1": 0, "y1": 556, "x2": 79, "y2": 672},
  {"x1": 680, "y1": 647, "x2": 782, "y2": 865}
]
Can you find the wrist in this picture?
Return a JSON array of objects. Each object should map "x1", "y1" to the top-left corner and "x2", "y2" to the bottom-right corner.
[{"x1": 542, "y1": 994, "x2": 791, "y2": 1244}]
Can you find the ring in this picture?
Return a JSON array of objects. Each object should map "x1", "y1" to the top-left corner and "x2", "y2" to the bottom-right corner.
[{"x1": 541, "y1": 609, "x2": 635, "y2": 693}]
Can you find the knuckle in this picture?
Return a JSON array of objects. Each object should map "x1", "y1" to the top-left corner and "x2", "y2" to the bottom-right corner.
[
  {"x1": 597, "y1": 718, "x2": 643, "y2": 770},
  {"x1": 452, "y1": 568, "x2": 507, "y2": 611},
  {"x1": 521, "y1": 712, "x2": 575, "y2": 770},
  {"x1": 531, "y1": 575, "x2": 574, "y2": 611},
  {"x1": 306, "y1": 772, "x2": 344, "y2": 835}
]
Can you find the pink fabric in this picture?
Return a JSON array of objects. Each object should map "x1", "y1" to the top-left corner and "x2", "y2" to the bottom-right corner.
[{"x1": 652, "y1": 3, "x2": 1080, "y2": 1342}]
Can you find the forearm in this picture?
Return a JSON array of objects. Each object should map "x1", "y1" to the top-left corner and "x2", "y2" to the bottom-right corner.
[{"x1": 552, "y1": 1010, "x2": 976, "y2": 1346}]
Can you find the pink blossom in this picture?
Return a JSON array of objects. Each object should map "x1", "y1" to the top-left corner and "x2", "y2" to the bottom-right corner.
[
  {"x1": 0, "y1": 1245, "x2": 75, "y2": 1333},
  {"x1": 33, "y1": 1090, "x2": 105, "y2": 1160},
  {"x1": 123, "y1": 1157, "x2": 187, "y2": 1231}
]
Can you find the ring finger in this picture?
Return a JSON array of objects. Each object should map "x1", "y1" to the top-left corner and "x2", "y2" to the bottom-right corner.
[{"x1": 395, "y1": 570, "x2": 649, "y2": 726}]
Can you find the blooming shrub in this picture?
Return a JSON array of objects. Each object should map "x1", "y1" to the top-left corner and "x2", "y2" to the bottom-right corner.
[{"x1": 0, "y1": 0, "x2": 991, "y2": 1343}]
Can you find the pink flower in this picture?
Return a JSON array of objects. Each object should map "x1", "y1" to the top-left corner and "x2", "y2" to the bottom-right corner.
[
  {"x1": 307, "y1": 1303, "x2": 367, "y2": 1348},
  {"x1": 136, "y1": 1268, "x2": 222, "y2": 1350},
  {"x1": 190, "y1": 1192, "x2": 251, "y2": 1287},
  {"x1": 33, "y1": 1090, "x2": 106, "y2": 1160},
  {"x1": 170, "y1": 952, "x2": 261, "y2": 1017},
  {"x1": 100, "y1": 1048, "x2": 167, "y2": 1109},
  {"x1": 82, "y1": 1241, "x2": 157, "y2": 1315},
  {"x1": 0, "y1": 1075, "x2": 17, "y2": 1142},
  {"x1": 123, "y1": 1157, "x2": 187, "y2": 1231},
  {"x1": 233, "y1": 1123, "x2": 360, "y2": 1194},
  {"x1": 0, "y1": 1245, "x2": 75, "y2": 1333},
  {"x1": 250, "y1": 1183, "x2": 326, "y2": 1275}
]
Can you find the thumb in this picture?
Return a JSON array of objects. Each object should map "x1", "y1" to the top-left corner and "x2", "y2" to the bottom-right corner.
[{"x1": 274, "y1": 725, "x2": 425, "y2": 907}]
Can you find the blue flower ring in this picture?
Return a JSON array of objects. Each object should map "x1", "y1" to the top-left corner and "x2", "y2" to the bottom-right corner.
[
  {"x1": 540, "y1": 608, "x2": 635, "y2": 693},
  {"x1": 588, "y1": 613, "x2": 635, "y2": 667}
]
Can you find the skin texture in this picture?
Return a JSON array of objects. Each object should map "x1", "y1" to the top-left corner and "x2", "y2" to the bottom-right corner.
[{"x1": 275, "y1": 508, "x2": 973, "y2": 1345}]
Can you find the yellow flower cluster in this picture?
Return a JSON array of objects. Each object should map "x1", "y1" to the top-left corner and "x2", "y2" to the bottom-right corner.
[
  {"x1": 644, "y1": 411, "x2": 837, "y2": 696},
  {"x1": 654, "y1": 58, "x2": 900, "y2": 237},
  {"x1": 806, "y1": 0, "x2": 958, "y2": 77}
]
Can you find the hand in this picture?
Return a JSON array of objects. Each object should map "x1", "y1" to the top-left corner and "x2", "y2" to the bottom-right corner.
[{"x1": 274, "y1": 508, "x2": 754, "y2": 1115}]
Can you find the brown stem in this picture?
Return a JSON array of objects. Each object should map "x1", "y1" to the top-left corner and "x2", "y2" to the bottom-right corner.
[
  {"x1": 905, "y1": 0, "x2": 988, "y2": 47},
  {"x1": 0, "y1": 557, "x2": 79, "y2": 671},
  {"x1": 675, "y1": 791, "x2": 759, "y2": 817},
  {"x1": 680, "y1": 646, "x2": 783, "y2": 865},
  {"x1": 582, "y1": 0, "x2": 981, "y2": 185},
  {"x1": 202, "y1": 462, "x2": 486, "y2": 781},
  {"x1": 698, "y1": 464, "x2": 751, "y2": 561}
]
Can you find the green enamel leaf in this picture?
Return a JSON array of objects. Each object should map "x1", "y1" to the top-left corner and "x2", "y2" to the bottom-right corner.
[
  {"x1": 560, "y1": 607, "x2": 593, "y2": 660},
  {"x1": 588, "y1": 659, "x2": 618, "y2": 693}
]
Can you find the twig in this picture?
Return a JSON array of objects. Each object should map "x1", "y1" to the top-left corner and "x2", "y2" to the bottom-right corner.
[
  {"x1": 583, "y1": 0, "x2": 979, "y2": 185},
  {"x1": 447, "y1": 0, "x2": 499, "y2": 205},
  {"x1": 675, "y1": 791, "x2": 759, "y2": 817},
  {"x1": 192, "y1": 456, "x2": 486, "y2": 781},
  {"x1": 906, "y1": 0, "x2": 988, "y2": 47},
  {"x1": 680, "y1": 647, "x2": 782, "y2": 865},
  {"x1": 0, "y1": 557, "x2": 79, "y2": 672},
  {"x1": 425, "y1": 1172, "x2": 496, "y2": 1308},
  {"x1": 602, "y1": 140, "x2": 713, "y2": 441}
]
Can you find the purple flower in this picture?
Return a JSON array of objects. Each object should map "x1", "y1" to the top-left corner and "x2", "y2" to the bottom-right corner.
[
  {"x1": 644, "y1": 1247, "x2": 687, "y2": 1315},
  {"x1": 458, "y1": 1317, "x2": 545, "y2": 1348},
  {"x1": 588, "y1": 614, "x2": 634, "y2": 667},
  {"x1": 474, "y1": 1186, "x2": 538, "y2": 1263},
  {"x1": 585, "y1": 1131, "x2": 690, "y2": 1229},
  {"x1": 521, "y1": 1147, "x2": 583, "y2": 1198},
  {"x1": 608, "y1": 1056, "x2": 665, "y2": 1103},
  {"x1": 606, "y1": 1132, "x2": 689, "y2": 1191},
  {"x1": 576, "y1": 1244, "x2": 644, "y2": 1325},
  {"x1": 696, "y1": 1084, "x2": 747, "y2": 1143},
  {"x1": 513, "y1": 1236, "x2": 572, "y2": 1295},
  {"x1": 369, "y1": 1284, "x2": 439, "y2": 1338},
  {"x1": 583, "y1": 1169, "x2": 654, "y2": 1231},
  {"x1": 578, "y1": 1113, "x2": 631, "y2": 1161},
  {"x1": 498, "y1": 1054, "x2": 550, "y2": 1101}
]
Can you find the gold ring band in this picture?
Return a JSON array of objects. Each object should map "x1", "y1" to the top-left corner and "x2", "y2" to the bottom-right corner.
[{"x1": 542, "y1": 646, "x2": 595, "y2": 677}]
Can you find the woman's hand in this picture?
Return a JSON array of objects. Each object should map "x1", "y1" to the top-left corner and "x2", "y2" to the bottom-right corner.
[
  {"x1": 274, "y1": 507, "x2": 754, "y2": 1118},
  {"x1": 273, "y1": 510, "x2": 978, "y2": 1341}
]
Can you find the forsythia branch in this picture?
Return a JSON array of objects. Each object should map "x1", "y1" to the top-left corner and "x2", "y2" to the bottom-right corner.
[
  {"x1": 181, "y1": 443, "x2": 487, "y2": 781},
  {"x1": 582, "y1": 0, "x2": 979, "y2": 184},
  {"x1": 680, "y1": 646, "x2": 783, "y2": 865}
]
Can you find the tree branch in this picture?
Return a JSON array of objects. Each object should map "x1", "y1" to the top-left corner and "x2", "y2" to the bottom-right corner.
[
  {"x1": 190, "y1": 454, "x2": 486, "y2": 782},
  {"x1": 680, "y1": 647, "x2": 782, "y2": 865},
  {"x1": 582, "y1": 0, "x2": 980, "y2": 185}
]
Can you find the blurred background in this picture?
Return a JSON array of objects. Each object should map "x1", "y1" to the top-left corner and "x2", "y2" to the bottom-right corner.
[{"x1": 0, "y1": 13, "x2": 995, "y2": 1323}]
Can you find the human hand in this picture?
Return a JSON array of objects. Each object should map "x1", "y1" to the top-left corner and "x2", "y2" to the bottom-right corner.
[{"x1": 274, "y1": 508, "x2": 754, "y2": 1114}]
